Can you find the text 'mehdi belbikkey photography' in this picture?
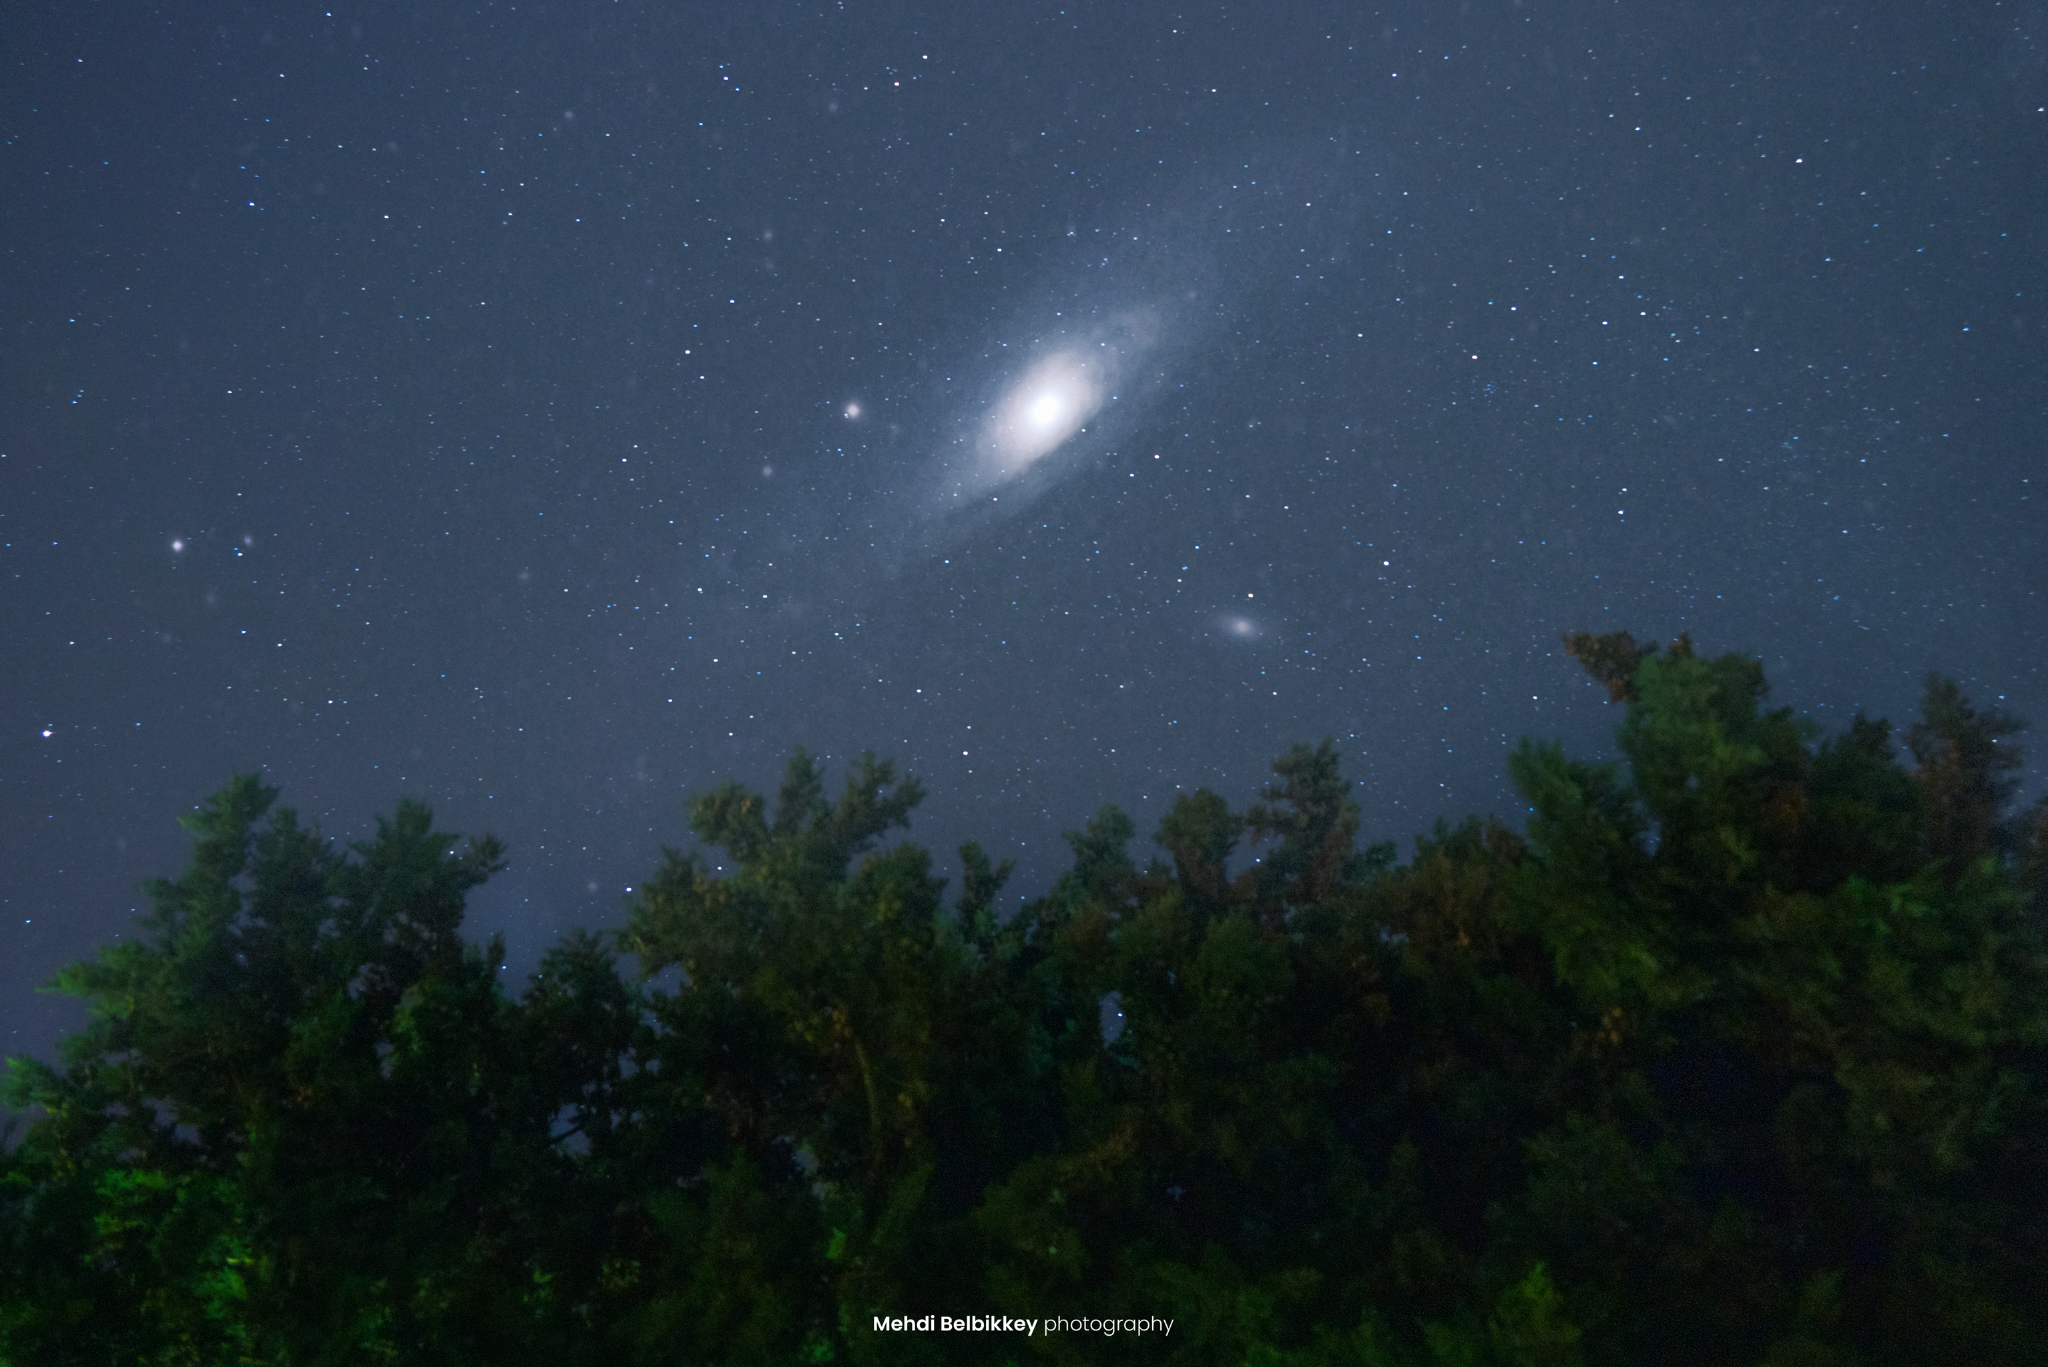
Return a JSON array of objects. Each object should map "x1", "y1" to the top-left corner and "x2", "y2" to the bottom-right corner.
[{"x1": 3, "y1": 1, "x2": 2044, "y2": 1362}]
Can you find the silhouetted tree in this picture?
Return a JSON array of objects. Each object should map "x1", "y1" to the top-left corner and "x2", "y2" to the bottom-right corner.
[{"x1": 7, "y1": 643, "x2": 2045, "y2": 1366}]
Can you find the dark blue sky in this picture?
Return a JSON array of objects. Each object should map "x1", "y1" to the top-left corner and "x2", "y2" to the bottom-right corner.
[{"x1": 6, "y1": 0, "x2": 2043, "y2": 1061}]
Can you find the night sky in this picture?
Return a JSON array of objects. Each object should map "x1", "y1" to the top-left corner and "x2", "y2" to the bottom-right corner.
[{"x1": 7, "y1": 2, "x2": 2044, "y2": 1063}]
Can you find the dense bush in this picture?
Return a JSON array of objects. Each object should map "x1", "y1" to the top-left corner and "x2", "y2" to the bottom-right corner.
[{"x1": 6, "y1": 634, "x2": 2046, "y2": 1364}]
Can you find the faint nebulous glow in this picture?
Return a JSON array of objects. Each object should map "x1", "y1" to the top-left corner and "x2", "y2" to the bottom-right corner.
[
  {"x1": 980, "y1": 351, "x2": 1105, "y2": 474},
  {"x1": 844, "y1": 401, "x2": 861, "y2": 418},
  {"x1": 1224, "y1": 615, "x2": 1259, "y2": 639}
]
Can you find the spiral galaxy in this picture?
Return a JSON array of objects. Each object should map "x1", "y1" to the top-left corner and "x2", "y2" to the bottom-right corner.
[{"x1": 980, "y1": 350, "x2": 1107, "y2": 475}]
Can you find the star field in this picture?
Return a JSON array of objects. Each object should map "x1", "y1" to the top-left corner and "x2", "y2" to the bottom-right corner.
[{"x1": 4, "y1": 1, "x2": 2043, "y2": 1061}]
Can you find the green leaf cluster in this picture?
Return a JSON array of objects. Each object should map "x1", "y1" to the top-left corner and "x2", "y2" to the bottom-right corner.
[{"x1": 7, "y1": 640, "x2": 2047, "y2": 1365}]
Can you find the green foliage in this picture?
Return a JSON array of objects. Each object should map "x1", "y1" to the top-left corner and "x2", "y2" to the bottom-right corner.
[{"x1": 6, "y1": 648, "x2": 2046, "y2": 1365}]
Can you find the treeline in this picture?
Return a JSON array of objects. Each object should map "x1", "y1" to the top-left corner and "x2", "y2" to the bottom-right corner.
[{"x1": 5, "y1": 634, "x2": 2047, "y2": 1365}]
